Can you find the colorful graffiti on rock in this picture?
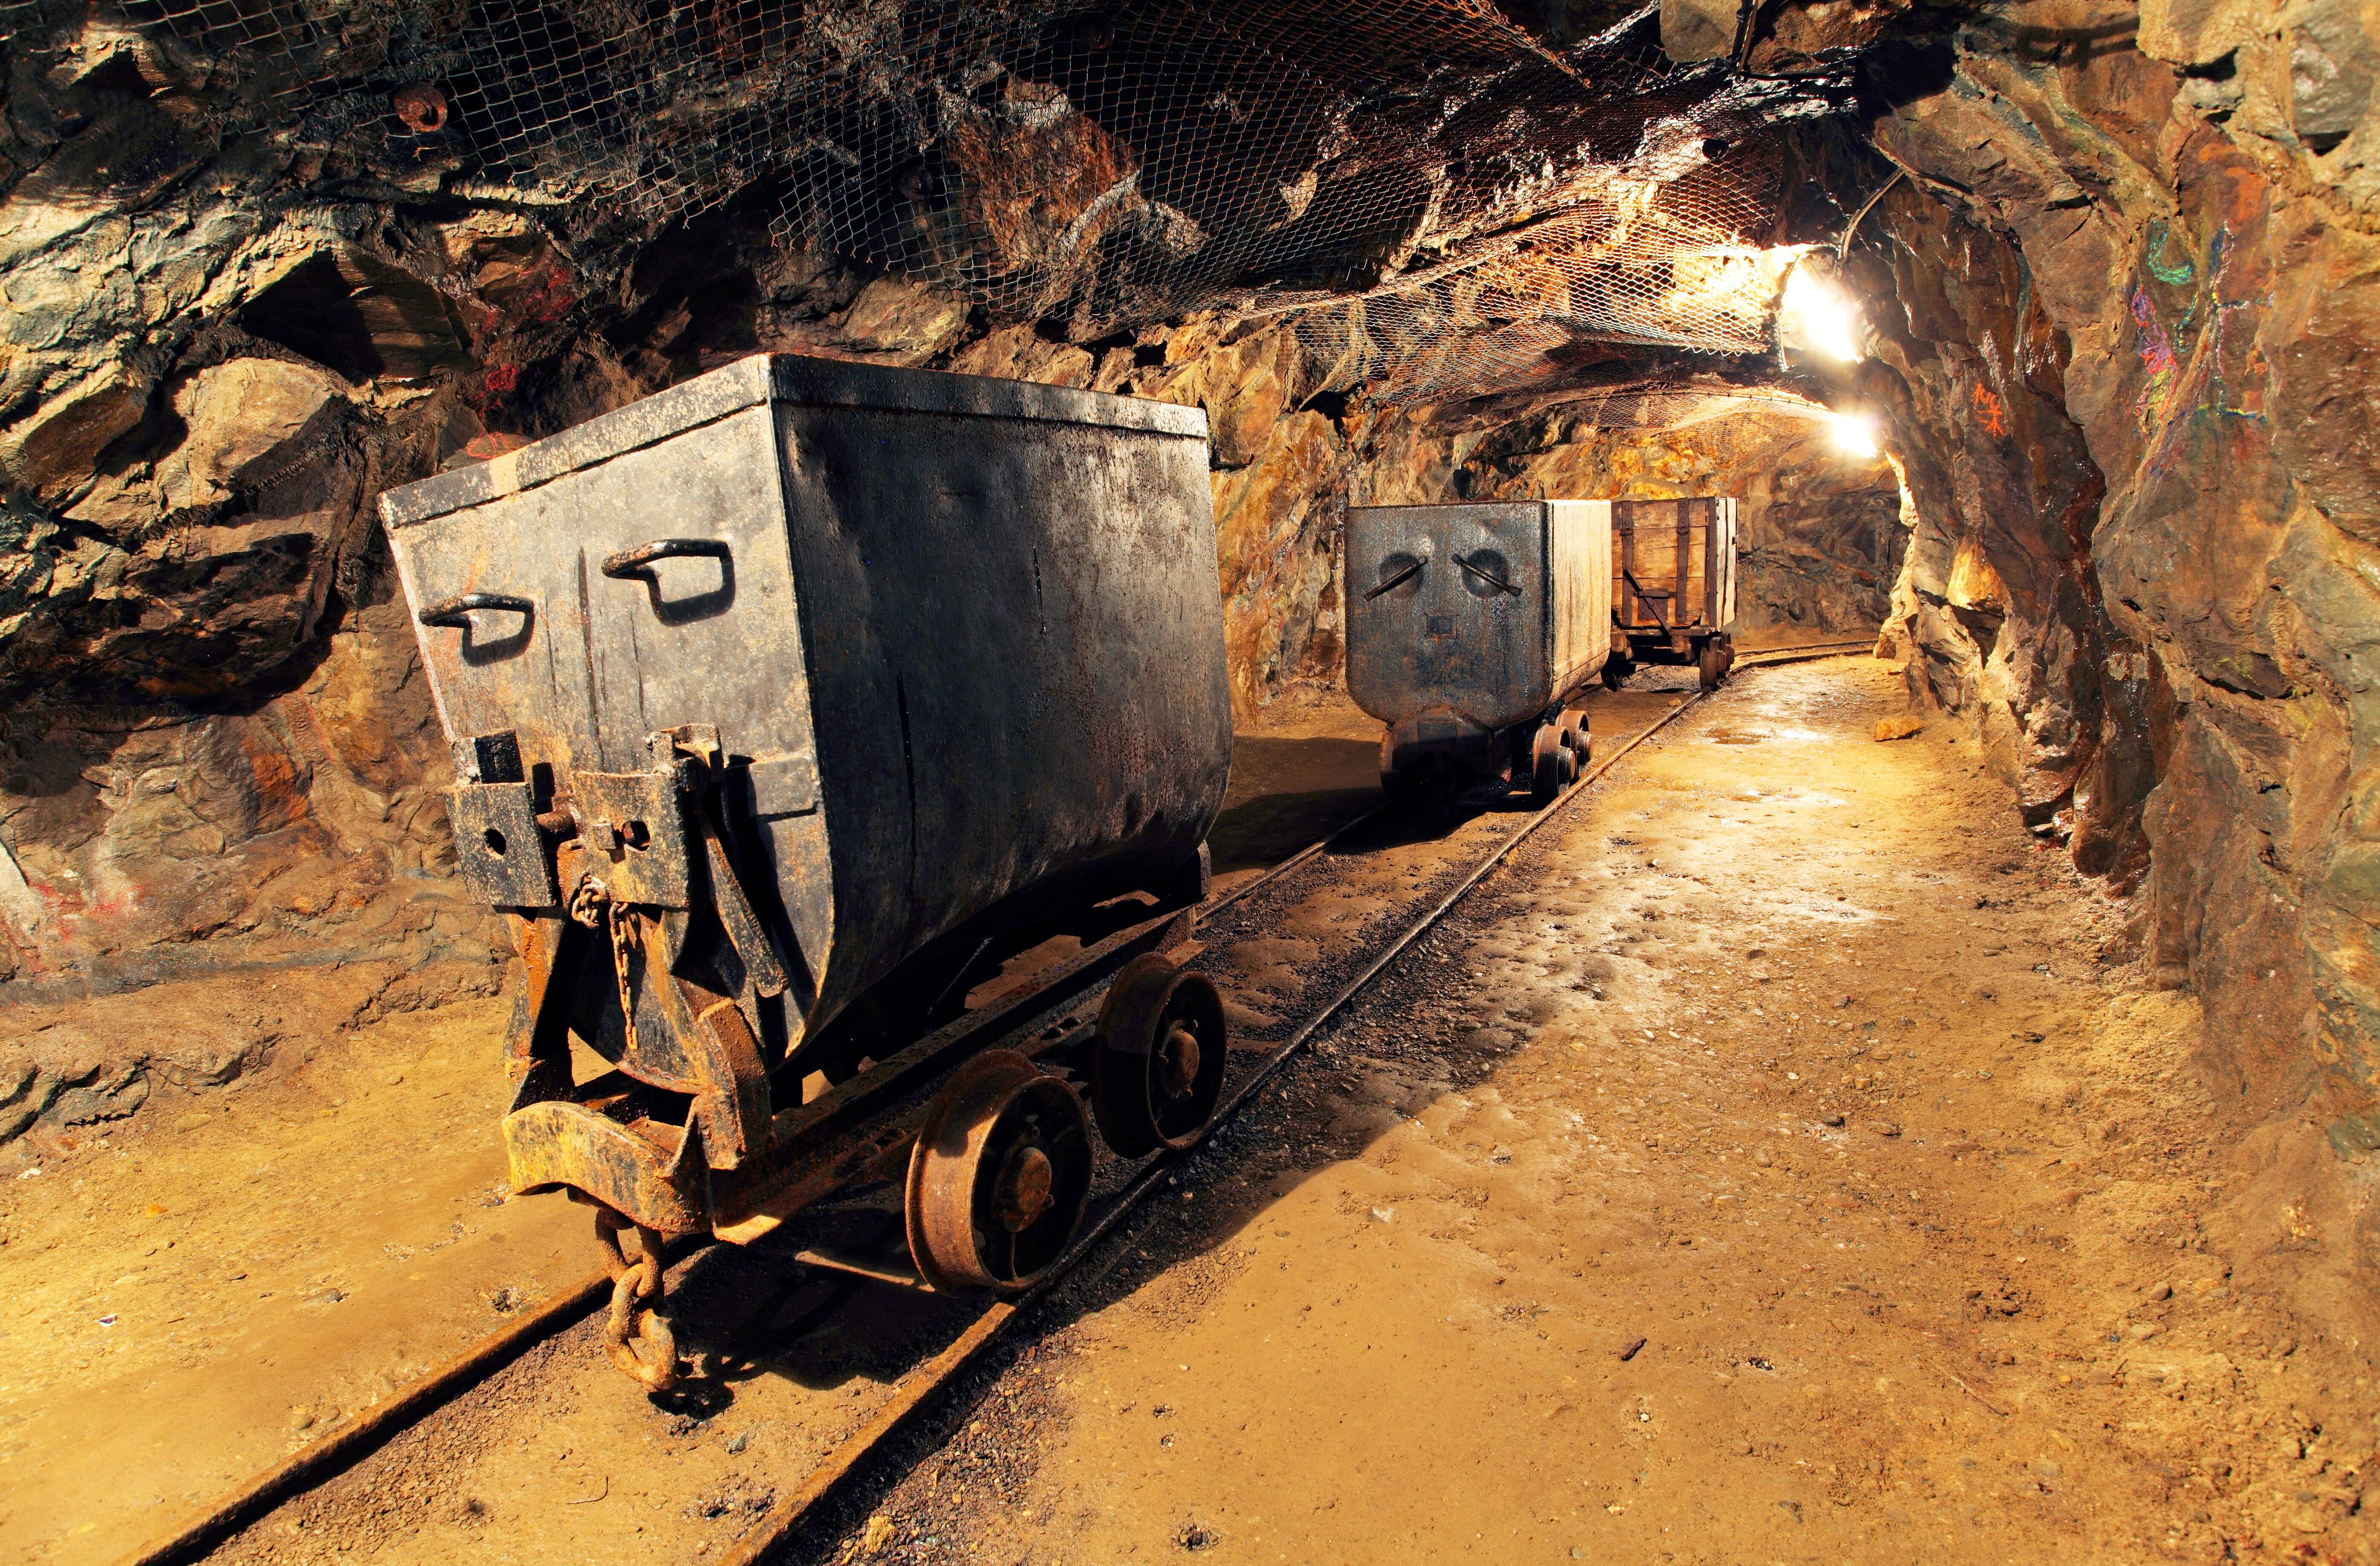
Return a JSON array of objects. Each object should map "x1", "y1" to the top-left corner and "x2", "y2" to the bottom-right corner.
[{"x1": 2130, "y1": 221, "x2": 2270, "y2": 464}]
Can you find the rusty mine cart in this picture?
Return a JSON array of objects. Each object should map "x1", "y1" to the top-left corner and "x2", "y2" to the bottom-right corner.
[{"x1": 382, "y1": 355, "x2": 1234, "y2": 1390}]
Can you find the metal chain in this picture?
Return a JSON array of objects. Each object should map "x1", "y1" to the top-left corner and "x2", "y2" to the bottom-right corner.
[
  {"x1": 570, "y1": 870, "x2": 644, "y2": 1060},
  {"x1": 606, "y1": 904, "x2": 642, "y2": 1059},
  {"x1": 593, "y1": 1209, "x2": 682, "y2": 1393},
  {"x1": 567, "y1": 870, "x2": 610, "y2": 928}
]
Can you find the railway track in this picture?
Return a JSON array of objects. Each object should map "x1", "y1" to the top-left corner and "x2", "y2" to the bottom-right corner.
[{"x1": 125, "y1": 639, "x2": 1872, "y2": 1566}]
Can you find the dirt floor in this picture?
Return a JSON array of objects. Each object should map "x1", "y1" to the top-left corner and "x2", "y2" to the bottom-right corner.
[
  {"x1": 0, "y1": 983, "x2": 589, "y2": 1563},
  {"x1": 826, "y1": 660, "x2": 2380, "y2": 1566},
  {"x1": 3, "y1": 656, "x2": 2374, "y2": 1566}
]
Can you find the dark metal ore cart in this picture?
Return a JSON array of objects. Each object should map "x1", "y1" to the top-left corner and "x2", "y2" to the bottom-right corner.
[
  {"x1": 382, "y1": 355, "x2": 1234, "y2": 1387},
  {"x1": 1607, "y1": 496, "x2": 1739, "y2": 690},
  {"x1": 1344, "y1": 500, "x2": 1612, "y2": 808}
]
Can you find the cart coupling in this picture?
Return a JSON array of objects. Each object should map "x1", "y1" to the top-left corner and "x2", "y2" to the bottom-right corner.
[{"x1": 594, "y1": 1207, "x2": 684, "y2": 1393}]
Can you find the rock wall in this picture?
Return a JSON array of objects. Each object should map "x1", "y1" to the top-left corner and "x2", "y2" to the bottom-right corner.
[
  {"x1": 1806, "y1": 0, "x2": 2380, "y2": 1155},
  {"x1": 0, "y1": 598, "x2": 478, "y2": 991},
  {"x1": 0, "y1": 212, "x2": 1898, "y2": 1030}
]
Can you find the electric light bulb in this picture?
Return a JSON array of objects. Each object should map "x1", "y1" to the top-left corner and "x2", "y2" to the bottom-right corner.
[
  {"x1": 1829, "y1": 411, "x2": 1880, "y2": 458},
  {"x1": 1779, "y1": 263, "x2": 1865, "y2": 363}
]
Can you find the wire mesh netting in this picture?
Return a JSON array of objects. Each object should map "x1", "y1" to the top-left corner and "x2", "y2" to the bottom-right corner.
[{"x1": 0, "y1": 0, "x2": 1848, "y2": 415}]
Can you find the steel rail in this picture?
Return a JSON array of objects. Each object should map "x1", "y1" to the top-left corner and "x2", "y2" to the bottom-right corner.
[
  {"x1": 1199, "y1": 800, "x2": 1389, "y2": 920},
  {"x1": 126, "y1": 1270, "x2": 615, "y2": 1566},
  {"x1": 1199, "y1": 636, "x2": 1868, "y2": 924},
  {"x1": 128, "y1": 642, "x2": 1873, "y2": 1566}
]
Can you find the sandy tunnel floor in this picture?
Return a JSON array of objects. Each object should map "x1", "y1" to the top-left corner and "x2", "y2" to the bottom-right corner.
[
  {"x1": 823, "y1": 661, "x2": 2379, "y2": 1566},
  {"x1": 2, "y1": 658, "x2": 2371, "y2": 1566},
  {"x1": 0, "y1": 985, "x2": 590, "y2": 1564}
]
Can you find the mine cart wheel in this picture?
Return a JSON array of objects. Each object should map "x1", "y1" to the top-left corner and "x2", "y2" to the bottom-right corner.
[
  {"x1": 1530, "y1": 725, "x2": 1570, "y2": 805},
  {"x1": 1091, "y1": 954, "x2": 1230, "y2": 1159},
  {"x1": 1557, "y1": 707, "x2": 1591, "y2": 761},
  {"x1": 906, "y1": 1050, "x2": 1094, "y2": 1296},
  {"x1": 1698, "y1": 638, "x2": 1733, "y2": 692},
  {"x1": 1601, "y1": 655, "x2": 1634, "y2": 691}
]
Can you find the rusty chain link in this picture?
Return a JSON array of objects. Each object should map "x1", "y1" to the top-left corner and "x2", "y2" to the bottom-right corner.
[
  {"x1": 569, "y1": 870, "x2": 644, "y2": 1059},
  {"x1": 594, "y1": 1209, "x2": 682, "y2": 1394},
  {"x1": 567, "y1": 870, "x2": 610, "y2": 929}
]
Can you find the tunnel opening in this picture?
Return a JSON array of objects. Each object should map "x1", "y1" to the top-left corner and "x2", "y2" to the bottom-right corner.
[{"x1": 0, "y1": 1, "x2": 2374, "y2": 1560}]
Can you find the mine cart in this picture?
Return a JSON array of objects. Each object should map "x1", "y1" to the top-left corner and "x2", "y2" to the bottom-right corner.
[
  {"x1": 382, "y1": 355, "x2": 1234, "y2": 1387},
  {"x1": 1344, "y1": 500, "x2": 1612, "y2": 809},
  {"x1": 1606, "y1": 496, "x2": 1739, "y2": 690}
]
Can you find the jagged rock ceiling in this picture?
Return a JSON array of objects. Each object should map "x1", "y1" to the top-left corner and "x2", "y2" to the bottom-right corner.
[{"x1": 0, "y1": 0, "x2": 1862, "y2": 418}]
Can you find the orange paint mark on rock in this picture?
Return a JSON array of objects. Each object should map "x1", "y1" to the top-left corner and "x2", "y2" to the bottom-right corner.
[{"x1": 1972, "y1": 383, "x2": 2008, "y2": 439}]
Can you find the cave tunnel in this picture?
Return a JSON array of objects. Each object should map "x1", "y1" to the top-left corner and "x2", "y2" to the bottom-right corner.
[{"x1": 1, "y1": 0, "x2": 2375, "y2": 1560}]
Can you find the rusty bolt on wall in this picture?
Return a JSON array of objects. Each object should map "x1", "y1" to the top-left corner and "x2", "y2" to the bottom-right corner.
[{"x1": 393, "y1": 83, "x2": 448, "y2": 133}]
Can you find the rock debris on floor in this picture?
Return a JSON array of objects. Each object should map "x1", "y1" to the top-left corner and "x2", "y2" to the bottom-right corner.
[{"x1": 0, "y1": 991, "x2": 587, "y2": 1565}]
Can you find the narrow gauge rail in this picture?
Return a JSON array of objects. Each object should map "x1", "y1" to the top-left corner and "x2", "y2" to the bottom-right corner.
[{"x1": 125, "y1": 642, "x2": 1872, "y2": 1566}]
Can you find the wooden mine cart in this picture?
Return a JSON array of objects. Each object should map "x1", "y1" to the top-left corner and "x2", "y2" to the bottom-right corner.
[
  {"x1": 381, "y1": 355, "x2": 1234, "y2": 1386},
  {"x1": 1344, "y1": 500, "x2": 1612, "y2": 809},
  {"x1": 1607, "y1": 496, "x2": 1739, "y2": 690}
]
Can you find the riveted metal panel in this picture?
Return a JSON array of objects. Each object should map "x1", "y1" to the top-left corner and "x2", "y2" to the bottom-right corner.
[
  {"x1": 573, "y1": 768, "x2": 694, "y2": 910},
  {"x1": 446, "y1": 782, "x2": 558, "y2": 908}
]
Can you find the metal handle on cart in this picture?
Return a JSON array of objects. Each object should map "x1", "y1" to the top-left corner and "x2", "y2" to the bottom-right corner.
[
  {"x1": 419, "y1": 591, "x2": 534, "y2": 629},
  {"x1": 1365, "y1": 560, "x2": 1422, "y2": 600},
  {"x1": 601, "y1": 538, "x2": 732, "y2": 579},
  {"x1": 1457, "y1": 554, "x2": 1519, "y2": 596}
]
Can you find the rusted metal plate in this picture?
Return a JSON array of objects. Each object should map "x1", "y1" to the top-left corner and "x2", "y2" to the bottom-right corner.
[
  {"x1": 1345, "y1": 500, "x2": 1612, "y2": 734},
  {"x1": 572, "y1": 768, "x2": 694, "y2": 910},
  {"x1": 445, "y1": 781, "x2": 558, "y2": 908},
  {"x1": 503, "y1": 1100, "x2": 707, "y2": 1235},
  {"x1": 739, "y1": 754, "x2": 819, "y2": 819}
]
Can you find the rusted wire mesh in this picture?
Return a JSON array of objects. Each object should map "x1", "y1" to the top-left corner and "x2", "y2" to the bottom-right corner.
[{"x1": 2, "y1": 0, "x2": 1845, "y2": 413}]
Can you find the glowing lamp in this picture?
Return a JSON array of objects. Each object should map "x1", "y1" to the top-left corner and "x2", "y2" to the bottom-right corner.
[
  {"x1": 1829, "y1": 411, "x2": 1880, "y2": 458},
  {"x1": 1779, "y1": 261, "x2": 1866, "y2": 364}
]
